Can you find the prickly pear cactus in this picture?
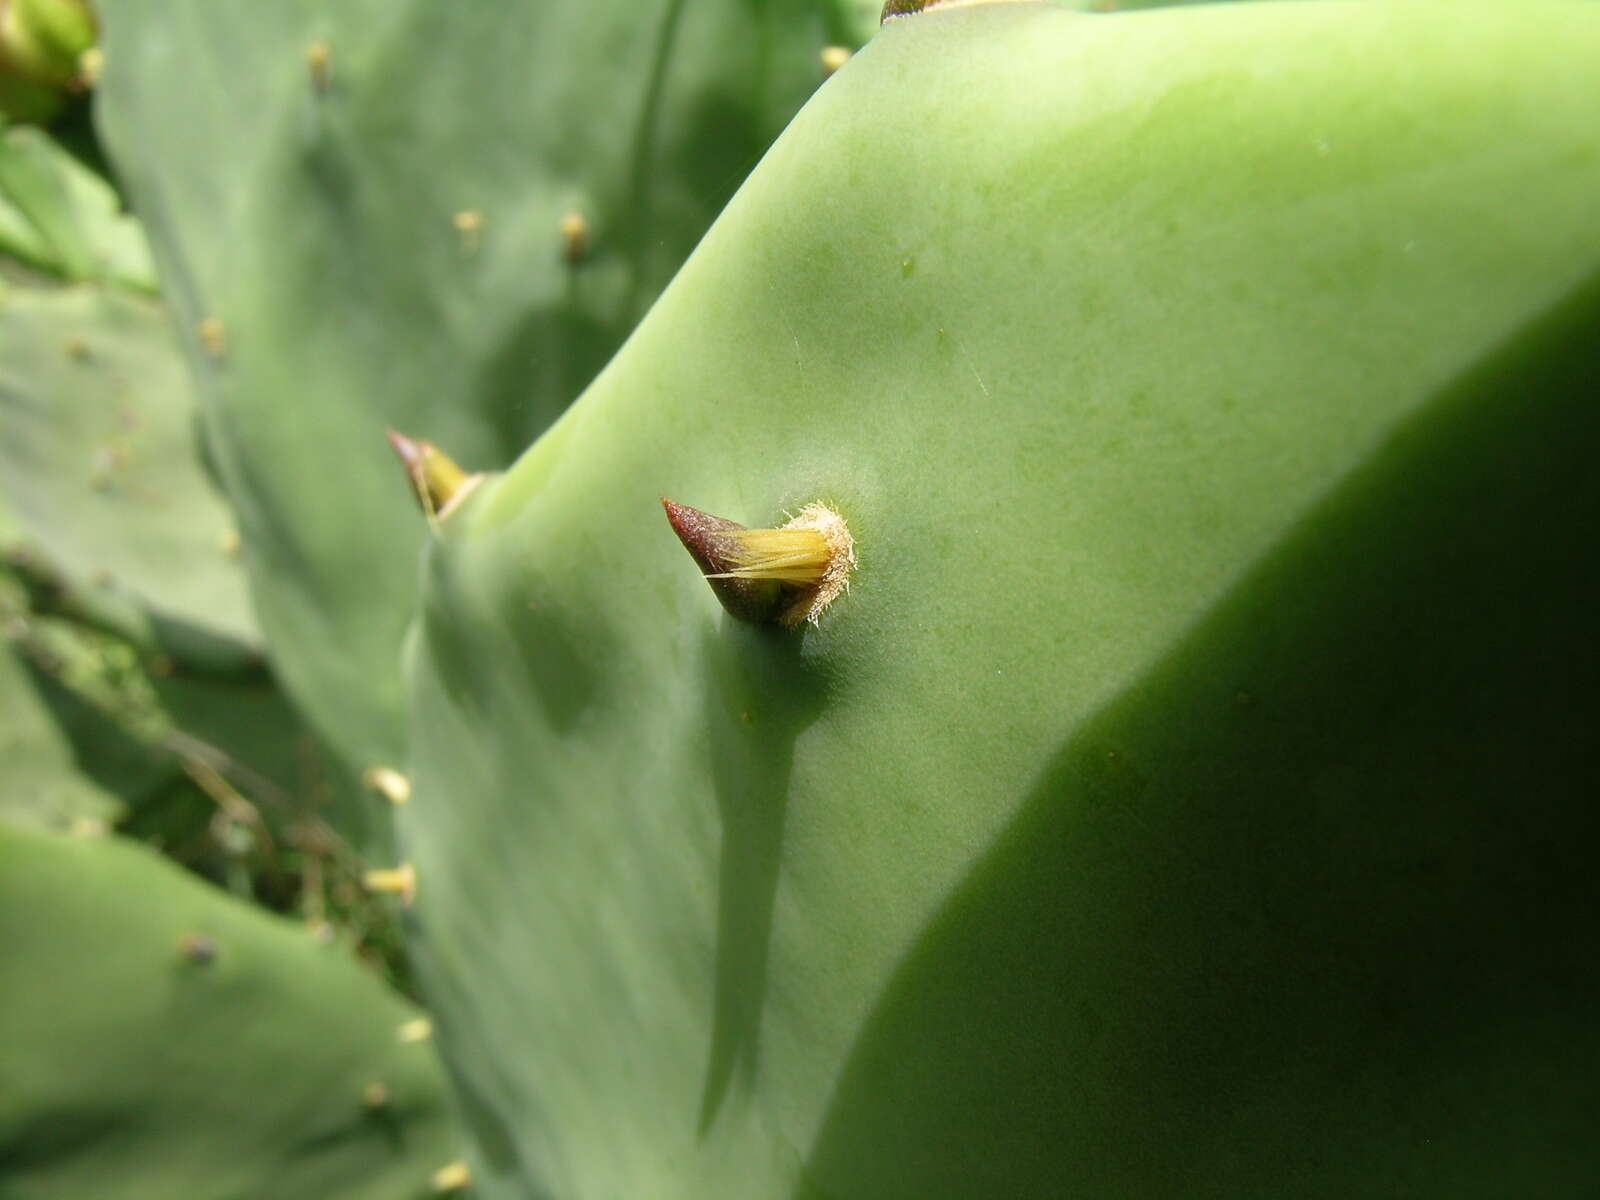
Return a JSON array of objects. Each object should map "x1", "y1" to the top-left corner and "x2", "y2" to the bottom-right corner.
[
  {"x1": 0, "y1": 824, "x2": 461, "y2": 1199},
  {"x1": 395, "y1": 3, "x2": 1600, "y2": 1196},
  {"x1": 93, "y1": 0, "x2": 872, "y2": 769}
]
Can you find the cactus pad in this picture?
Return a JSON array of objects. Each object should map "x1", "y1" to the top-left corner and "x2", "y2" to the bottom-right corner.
[{"x1": 397, "y1": 3, "x2": 1600, "y2": 1195}]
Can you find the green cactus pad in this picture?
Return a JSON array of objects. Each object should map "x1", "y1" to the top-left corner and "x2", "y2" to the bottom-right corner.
[
  {"x1": 0, "y1": 285, "x2": 257, "y2": 655},
  {"x1": 95, "y1": 0, "x2": 870, "y2": 768},
  {"x1": 397, "y1": 3, "x2": 1600, "y2": 1195},
  {"x1": 0, "y1": 825, "x2": 461, "y2": 1198}
]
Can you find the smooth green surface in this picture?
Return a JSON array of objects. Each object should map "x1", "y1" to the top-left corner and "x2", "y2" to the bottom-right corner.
[
  {"x1": 96, "y1": 0, "x2": 869, "y2": 768},
  {"x1": 0, "y1": 825, "x2": 459, "y2": 1199},
  {"x1": 0, "y1": 285, "x2": 256, "y2": 653},
  {"x1": 399, "y1": 3, "x2": 1600, "y2": 1196}
]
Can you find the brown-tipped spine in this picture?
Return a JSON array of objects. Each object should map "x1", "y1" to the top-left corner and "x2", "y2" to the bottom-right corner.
[
  {"x1": 663, "y1": 498, "x2": 856, "y2": 627},
  {"x1": 662, "y1": 499, "x2": 784, "y2": 624},
  {"x1": 387, "y1": 430, "x2": 480, "y2": 521}
]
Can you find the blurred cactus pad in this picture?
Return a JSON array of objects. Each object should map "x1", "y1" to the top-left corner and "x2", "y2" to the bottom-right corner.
[
  {"x1": 0, "y1": 826, "x2": 458, "y2": 1198},
  {"x1": 2, "y1": 0, "x2": 1597, "y2": 1197}
]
